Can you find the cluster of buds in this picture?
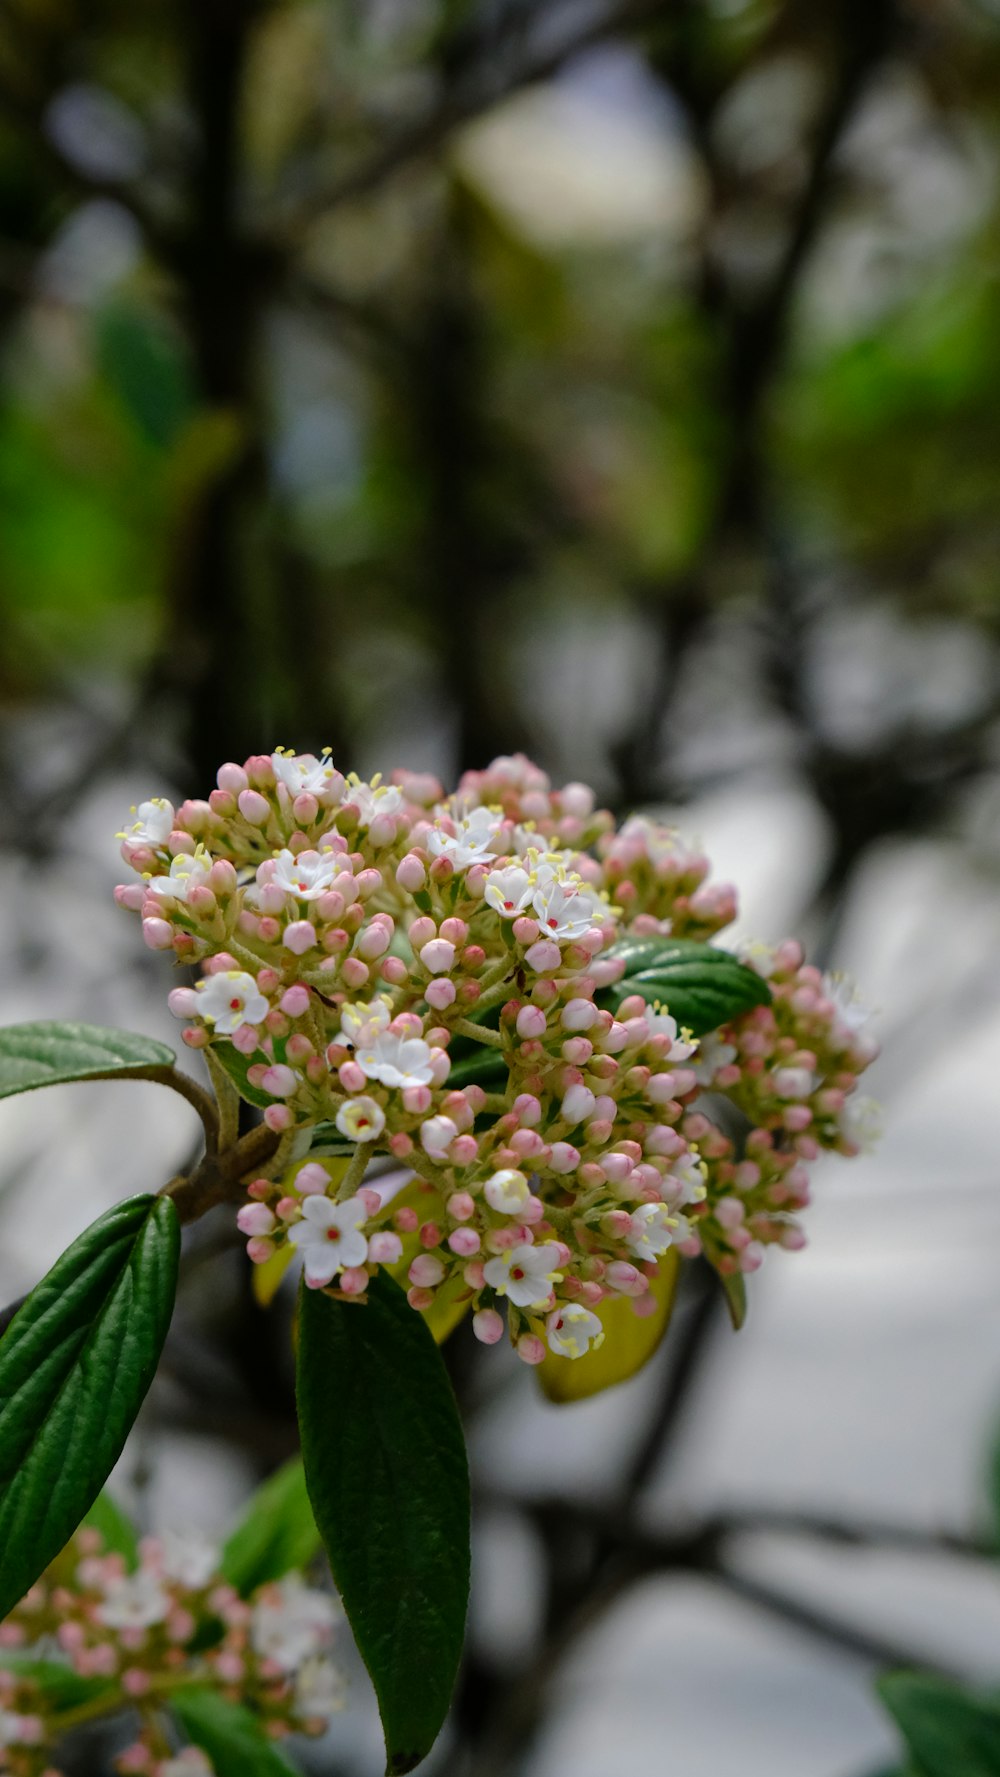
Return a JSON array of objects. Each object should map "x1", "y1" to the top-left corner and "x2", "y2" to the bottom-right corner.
[
  {"x1": 115, "y1": 751, "x2": 878, "y2": 1364},
  {"x1": 0, "y1": 1524, "x2": 341, "y2": 1776}
]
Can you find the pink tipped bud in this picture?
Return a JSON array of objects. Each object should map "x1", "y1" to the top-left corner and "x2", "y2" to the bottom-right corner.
[
  {"x1": 516, "y1": 1334, "x2": 546, "y2": 1366},
  {"x1": 280, "y1": 984, "x2": 311, "y2": 1017},
  {"x1": 238, "y1": 788, "x2": 271, "y2": 825},
  {"x1": 341, "y1": 956, "x2": 370, "y2": 989},
  {"x1": 448, "y1": 1227, "x2": 480, "y2": 1257},
  {"x1": 340, "y1": 1265, "x2": 369, "y2": 1295},
  {"x1": 561, "y1": 1083, "x2": 596, "y2": 1125},
  {"x1": 473, "y1": 1308, "x2": 505, "y2": 1345},
  {"x1": 525, "y1": 938, "x2": 562, "y2": 973},
  {"x1": 283, "y1": 920, "x2": 317, "y2": 956},
  {"x1": 516, "y1": 1004, "x2": 547, "y2": 1039},
  {"x1": 356, "y1": 922, "x2": 392, "y2": 961},
  {"x1": 450, "y1": 1133, "x2": 479, "y2": 1164},
  {"x1": 420, "y1": 938, "x2": 456, "y2": 975},
  {"x1": 549, "y1": 1142, "x2": 580, "y2": 1174},
  {"x1": 407, "y1": 1286, "x2": 435, "y2": 1311},
  {"x1": 339, "y1": 1060, "x2": 367, "y2": 1093},
  {"x1": 426, "y1": 978, "x2": 457, "y2": 1010},
  {"x1": 167, "y1": 987, "x2": 199, "y2": 1019},
  {"x1": 217, "y1": 762, "x2": 248, "y2": 795},
  {"x1": 396, "y1": 853, "x2": 427, "y2": 892},
  {"x1": 369, "y1": 1231, "x2": 404, "y2": 1265},
  {"x1": 447, "y1": 1191, "x2": 476, "y2": 1222},
  {"x1": 512, "y1": 915, "x2": 540, "y2": 945},
  {"x1": 607, "y1": 1260, "x2": 645, "y2": 1296},
  {"x1": 395, "y1": 1206, "x2": 419, "y2": 1233},
  {"x1": 402, "y1": 1083, "x2": 433, "y2": 1116},
  {"x1": 264, "y1": 1104, "x2": 293, "y2": 1133},
  {"x1": 142, "y1": 917, "x2": 174, "y2": 951},
  {"x1": 261, "y1": 1064, "x2": 298, "y2": 1099},
  {"x1": 237, "y1": 1204, "x2": 276, "y2": 1237}
]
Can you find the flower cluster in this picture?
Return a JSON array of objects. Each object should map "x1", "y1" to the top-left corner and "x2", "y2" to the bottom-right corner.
[
  {"x1": 115, "y1": 750, "x2": 877, "y2": 1364},
  {"x1": 0, "y1": 1524, "x2": 341, "y2": 1777}
]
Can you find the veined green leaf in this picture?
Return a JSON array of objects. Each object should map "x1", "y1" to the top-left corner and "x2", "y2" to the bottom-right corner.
[
  {"x1": 221, "y1": 1457, "x2": 321, "y2": 1595},
  {"x1": 0, "y1": 1195, "x2": 180, "y2": 1618},
  {"x1": 0, "y1": 1021, "x2": 177, "y2": 1100},
  {"x1": 877, "y1": 1673, "x2": 1000, "y2": 1777},
  {"x1": 210, "y1": 1040, "x2": 272, "y2": 1109},
  {"x1": 297, "y1": 1271, "x2": 470, "y2": 1775},
  {"x1": 171, "y1": 1688, "x2": 299, "y2": 1777},
  {"x1": 598, "y1": 936, "x2": 770, "y2": 1036}
]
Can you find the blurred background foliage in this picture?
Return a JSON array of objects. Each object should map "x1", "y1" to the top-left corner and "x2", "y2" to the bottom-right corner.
[{"x1": 4, "y1": 1, "x2": 1000, "y2": 1774}]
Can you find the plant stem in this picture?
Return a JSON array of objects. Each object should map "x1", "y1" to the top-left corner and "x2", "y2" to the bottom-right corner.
[{"x1": 454, "y1": 1018, "x2": 504, "y2": 1048}]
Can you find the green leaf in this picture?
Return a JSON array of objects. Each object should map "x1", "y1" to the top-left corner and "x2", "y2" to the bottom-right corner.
[
  {"x1": 877, "y1": 1673, "x2": 1000, "y2": 1776},
  {"x1": 297, "y1": 1271, "x2": 470, "y2": 1775},
  {"x1": 0, "y1": 1654, "x2": 117, "y2": 1715},
  {"x1": 720, "y1": 1269, "x2": 747, "y2": 1331},
  {"x1": 170, "y1": 1688, "x2": 299, "y2": 1777},
  {"x1": 599, "y1": 936, "x2": 771, "y2": 1036},
  {"x1": 210, "y1": 1040, "x2": 273, "y2": 1110},
  {"x1": 80, "y1": 1488, "x2": 139, "y2": 1568},
  {"x1": 221, "y1": 1457, "x2": 321, "y2": 1595},
  {"x1": 95, "y1": 300, "x2": 196, "y2": 451},
  {"x1": 0, "y1": 1021, "x2": 177, "y2": 1101},
  {"x1": 0, "y1": 1194, "x2": 180, "y2": 1618}
]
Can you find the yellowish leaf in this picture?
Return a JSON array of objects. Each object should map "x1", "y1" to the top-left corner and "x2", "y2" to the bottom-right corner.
[{"x1": 536, "y1": 1249, "x2": 681, "y2": 1403}]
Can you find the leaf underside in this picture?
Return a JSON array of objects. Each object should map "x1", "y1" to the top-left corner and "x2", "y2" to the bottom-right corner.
[
  {"x1": 296, "y1": 1270, "x2": 470, "y2": 1775},
  {"x1": 0, "y1": 1193, "x2": 180, "y2": 1619}
]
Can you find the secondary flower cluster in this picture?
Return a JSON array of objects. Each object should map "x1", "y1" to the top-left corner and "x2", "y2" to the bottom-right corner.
[
  {"x1": 115, "y1": 751, "x2": 877, "y2": 1362},
  {"x1": 0, "y1": 1523, "x2": 341, "y2": 1777}
]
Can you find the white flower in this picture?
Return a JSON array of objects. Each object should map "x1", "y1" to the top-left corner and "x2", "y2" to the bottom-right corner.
[
  {"x1": 483, "y1": 864, "x2": 533, "y2": 917},
  {"x1": 95, "y1": 1570, "x2": 170, "y2": 1631},
  {"x1": 773, "y1": 1066, "x2": 814, "y2": 1100},
  {"x1": 618, "y1": 816, "x2": 695, "y2": 870},
  {"x1": 483, "y1": 1242, "x2": 563, "y2": 1309},
  {"x1": 645, "y1": 1005, "x2": 698, "y2": 1062},
  {"x1": 838, "y1": 1095, "x2": 882, "y2": 1152},
  {"x1": 120, "y1": 797, "x2": 174, "y2": 847},
  {"x1": 250, "y1": 1575, "x2": 339, "y2": 1671},
  {"x1": 0, "y1": 1709, "x2": 27, "y2": 1749},
  {"x1": 146, "y1": 845, "x2": 212, "y2": 905},
  {"x1": 159, "y1": 1531, "x2": 219, "y2": 1590},
  {"x1": 427, "y1": 806, "x2": 503, "y2": 870},
  {"x1": 627, "y1": 1202, "x2": 685, "y2": 1261},
  {"x1": 691, "y1": 1031, "x2": 738, "y2": 1085},
  {"x1": 546, "y1": 1303, "x2": 604, "y2": 1359},
  {"x1": 272, "y1": 749, "x2": 341, "y2": 798},
  {"x1": 195, "y1": 970, "x2": 269, "y2": 1034},
  {"x1": 288, "y1": 1195, "x2": 369, "y2": 1286},
  {"x1": 271, "y1": 848, "x2": 339, "y2": 901},
  {"x1": 357, "y1": 1030, "x2": 435, "y2": 1090},
  {"x1": 160, "y1": 1751, "x2": 213, "y2": 1777},
  {"x1": 345, "y1": 775, "x2": 404, "y2": 827},
  {"x1": 483, "y1": 1169, "x2": 531, "y2": 1215},
  {"x1": 667, "y1": 1151, "x2": 708, "y2": 1208},
  {"x1": 336, "y1": 997, "x2": 392, "y2": 1051},
  {"x1": 530, "y1": 875, "x2": 600, "y2": 943},
  {"x1": 294, "y1": 1656, "x2": 345, "y2": 1722},
  {"x1": 335, "y1": 1096, "x2": 386, "y2": 1142},
  {"x1": 823, "y1": 972, "x2": 872, "y2": 1038}
]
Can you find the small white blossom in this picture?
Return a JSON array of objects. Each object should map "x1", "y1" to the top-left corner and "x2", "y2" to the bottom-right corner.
[
  {"x1": 627, "y1": 1203, "x2": 685, "y2": 1261},
  {"x1": 288, "y1": 1195, "x2": 369, "y2": 1286},
  {"x1": 823, "y1": 972, "x2": 873, "y2": 1039},
  {"x1": 427, "y1": 806, "x2": 503, "y2": 870},
  {"x1": 645, "y1": 1004, "x2": 698, "y2": 1062},
  {"x1": 159, "y1": 1751, "x2": 213, "y2": 1777},
  {"x1": 335, "y1": 1096, "x2": 386, "y2": 1142},
  {"x1": 531, "y1": 874, "x2": 601, "y2": 943},
  {"x1": 120, "y1": 797, "x2": 174, "y2": 847},
  {"x1": 345, "y1": 775, "x2": 403, "y2": 827},
  {"x1": 484, "y1": 1169, "x2": 531, "y2": 1215},
  {"x1": 691, "y1": 1031, "x2": 738, "y2": 1085},
  {"x1": 483, "y1": 1242, "x2": 563, "y2": 1309},
  {"x1": 95, "y1": 1570, "x2": 170, "y2": 1631},
  {"x1": 294, "y1": 1656, "x2": 345, "y2": 1722},
  {"x1": 250, "y1": 1575, "x2": 339, "y2": 1671},
  {"x1": 159, "y1": 1531, "x2": 219, "y2": 1590},
  {"x1": 545, "y1": 1303, "x2": 605, "y2": 1359},
  {"x1": 0, "y1": 1709, "x2": 28, "y2": 1749},
  {"x1": 483, "y1": 864, "x2": 533, "y2": 917},
  {"x1": 272, "y1": 749, "x2": 341, "y2": 798},
  {"x1": 146, "y1": 845, "x2": 212, "y2": 906},
  {"x1": 195, "y1": 970, "x2": 269, "y2": 1034},
  {"x1": 667, "y1": 1151, "x2": 708, "y2": 1207},
  {"x1": 357, "y1": 1030, "x2": 435, "y2": 1090},
  {"x1": 838, "y1": 1095, "x2": 882, "y2": 1152},
  {"x1": 271, "y1": 847, "x2": 339, "y2": 901},
  {"x1": 336, "y1": 997, "x2": 392, "y2": 1050}
]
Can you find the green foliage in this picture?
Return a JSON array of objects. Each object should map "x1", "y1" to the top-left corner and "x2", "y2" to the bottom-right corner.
[
  {"x1": 210, "y1": 1040, "x2": 278, "y2": 1110},
  {"x1": 94, "y1": 300, "x2": 196, "y2": 451},
  {"x1": 0, "y1": 1021, "x2": 176, "y2": 1100},
  {"x1": 296, "y1": 1270, "x2": 470, "y2": 1775},
  {"x1": 0, "y1": 1654, "x2": 117, "y2": 1715},
  {"x1": 719, "y1": 1269, "x2": 747, "y2": 1331},
  {"x1": 0, "y1": 1195, "x2": 180, "y2": 1618},
  {"x1": 80, "y1": 1488, "x2": 140, "y2": 1569},
  {"x1": 220, "y1": 1456, "x2": 322, "y2": 1595},
  {"x1": 599, "y1": 936, "x2": 771, "y2": 1036},
  {"x1": 171, "y1": 1688, "x2": 299, "y2": 1777},
  {"x1": 877, "y1": 1673, "x2": 1000, "y2": 1777}
]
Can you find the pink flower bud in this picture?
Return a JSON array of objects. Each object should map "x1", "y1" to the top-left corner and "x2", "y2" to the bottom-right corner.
[
  {"x1": 448, "y1": 1227, "x2": 480, "y2": 1257},
  {"x1": 341, "y1": 956, "x2": 370, "y2": 989},
  {"x1": 238, "y1": 789, "x2": 271, "y2": 825},
  {"x1": 246, "y1": 1237, "x2": 276, "y2": 1264},
  {"x1": 396, "y1": 853, "x2": 427, "y2": 892},
  {"x1": 408, "y1": 1255, "x2": 444, "y2": 1289},
  {"x1": 516, "y1": 1334, "x2": 546, "y2": 1365},
  {"x1": 421, "y1": 1115, "x2": 458, "y2": 1159},
  {"x1": 402, "y1": 1083, "x2": 433, "y2": 1115},
  {"x1": 516, "y1": 1004, "x2": 547, "y2": 1039},
  {"x1": 283, "y1": 920, "x2": 317, "y2": 955},
  {"x1": 261, "y1": 1064, "x2": 298, "y2": 1099},
  {"x1": 426, "y1": 978, "x2": 457, "y2": 1010},
  {"x1": 280, "y1": 984, "x2": 311, "y2": 1017},
  {"x1": 525, "y1": 938, "x2": 562, "y2": 973},
  {"x1": 450, "y1": 1134, "x2": 479, "y2": 1164},
  {"x1": 356, "y1": 922, "x2": 392, "y2": 961},
  {"x1": 142, "y1": 917, "x2": 174, "y2": 950},
  {"x1": 607, "y1": 1260, "x2": 646, "y2": 1296},
  {"x1": 561, "y1": 1083, "x2": 596, "y2": 1125},
  {"x1": 512, "y1": 915, "x2": 540, "y2": 945},
  {"x1": 368, "y1": 1231, "x2": 403, "y2": 1265},
  {"x1": 237, "y1": 1204, "x2": 276, "y2": 1237},
  {"x1": 549, "y1": 1142, "x2": 580, "y2": 1174},
  {"x1": 340, "y1": 1266, "x2": 369, "y2": 1295},
  {"x1": 167, "y1": 987, "x2": 199, "y2": 1019},
  {"x1": 263, "y1": 1104, "x2": 292, "y2": 1132},
  {"x1": 420, "y1": 938, "x2": 456, "y2": 975},
  {"x1": 473, "y1": 1308, "x2": 505, "y2": 1345},
  {"x1": 217, "y1": 762, "x2": 248, "y2": 795}
]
